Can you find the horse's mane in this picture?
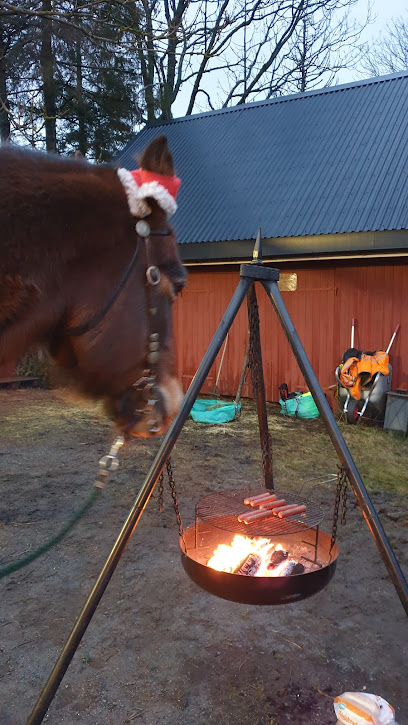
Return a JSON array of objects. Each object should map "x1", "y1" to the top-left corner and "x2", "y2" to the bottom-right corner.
[
  {"x1": 0, "y1": 144, "x2": 134, "y2": 280},
  {"x1": 0, "y1": 145, "x2": 109, "y2": 173}
]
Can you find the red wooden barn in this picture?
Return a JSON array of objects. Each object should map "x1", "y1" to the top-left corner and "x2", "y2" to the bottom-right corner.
[{"x1": 117, "y1": 71, "x2": 408, "y2": 409}]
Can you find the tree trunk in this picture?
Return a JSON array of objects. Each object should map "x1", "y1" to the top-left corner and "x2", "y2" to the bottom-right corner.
[
  {"x1": 75, "y1": 38, "x2": 87, "y2": 155},
  {"x1": 40, "y1": 0, "x2": 57, "y2": 151},
  {"x1": 160, "y1": 2, "x2": 187, "y2": 121},
  {"x1": 138, "y1": 1, "x2": 156, "y2": 124},
  {"x1": 0, "y1": 22, "x2": 10, "y2": 142},
  {"x1": 299, "y1": 20, "x2": 307, "y2": 93}
]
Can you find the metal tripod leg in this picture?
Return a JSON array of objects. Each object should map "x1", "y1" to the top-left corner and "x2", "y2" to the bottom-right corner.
[
  {"x1": 27, "y1": 276, "x2": 253, "y2": 725},
  {"x1": 261, "y1": 276, "x2": 408, "y2": 617}
]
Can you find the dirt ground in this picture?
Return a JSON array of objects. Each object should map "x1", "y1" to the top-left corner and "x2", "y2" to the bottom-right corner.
[{"x1": 0, "y1": 389, "x2": 407, "y2": 725}]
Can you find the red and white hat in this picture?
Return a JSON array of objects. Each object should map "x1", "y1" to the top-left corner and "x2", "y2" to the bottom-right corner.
[{"x1": 117, "y1": 167, "x2": 181, "y2": 218}]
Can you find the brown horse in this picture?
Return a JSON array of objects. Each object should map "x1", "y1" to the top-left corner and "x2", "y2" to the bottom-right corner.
[{"x1": 0, "y1": 136, "x2": 187, "y2": 437}]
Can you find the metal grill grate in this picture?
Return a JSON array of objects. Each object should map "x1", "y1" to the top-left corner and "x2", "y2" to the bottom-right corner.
[{"x1": 195, "y1": 489, "x2": 323, "y2": 537}]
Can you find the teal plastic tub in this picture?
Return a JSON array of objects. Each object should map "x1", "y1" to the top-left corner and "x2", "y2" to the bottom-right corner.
[{"x1": 190, "y1": 399, "x2": 240, "y2": 424}]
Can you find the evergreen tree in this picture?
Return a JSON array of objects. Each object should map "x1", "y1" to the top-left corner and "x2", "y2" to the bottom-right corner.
[
  {"x1": 1, "y1": 1, "x2": 141, "y2": 158},
  {"x1": 54, "y1": 2, "x2": 141, "y2": 159}
]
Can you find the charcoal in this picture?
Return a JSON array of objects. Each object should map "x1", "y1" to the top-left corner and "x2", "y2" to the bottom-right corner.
[
  {"x1": 267, "y1": 549, "x2": 288, "y2": 570},
  {"x1": 235, "y1": 553, "x2": 261, "y2": 576},
  {"x1": 289, "y1": 563, "x2": 305, "y2": 575},
  {"x1": 279, "y1": 560, "x2": 297, "y2": 576}
]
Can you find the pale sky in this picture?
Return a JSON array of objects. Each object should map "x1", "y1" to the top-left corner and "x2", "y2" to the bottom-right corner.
[{"x1": 358, "y1": 0, "x2": 406, "y2": 38}]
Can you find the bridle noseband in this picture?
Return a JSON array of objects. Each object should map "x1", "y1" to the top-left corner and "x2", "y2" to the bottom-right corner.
[{"x1": 66, "y1": 220, "x2": 173, "y2": 435}]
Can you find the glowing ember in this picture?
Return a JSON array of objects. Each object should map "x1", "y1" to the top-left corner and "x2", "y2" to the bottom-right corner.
[{"x1": 206, "y1": 535, "x2": 306, "y2": 577}]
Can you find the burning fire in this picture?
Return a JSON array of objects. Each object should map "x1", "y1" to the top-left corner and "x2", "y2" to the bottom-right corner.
[{"x1": 207, "y1": 535, "x2": 305, "y2": 577}]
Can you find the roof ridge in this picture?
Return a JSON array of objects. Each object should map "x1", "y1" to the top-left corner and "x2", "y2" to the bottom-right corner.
[{"x1": 147, "y1": 71, "x2": 408, "y2": 128}]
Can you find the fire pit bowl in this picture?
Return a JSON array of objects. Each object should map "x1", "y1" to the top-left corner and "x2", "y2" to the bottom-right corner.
[
  {"x1": 180, "y1": 524, "x2": 338, "y2": 605},
  {"x1": 180, "y1": 490, "x2": 338, "y2": 605}
]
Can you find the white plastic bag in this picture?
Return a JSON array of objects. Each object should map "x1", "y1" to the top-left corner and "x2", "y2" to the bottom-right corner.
[{"x1": 334, "y1": 692, "x2": 395, "y2": 725}]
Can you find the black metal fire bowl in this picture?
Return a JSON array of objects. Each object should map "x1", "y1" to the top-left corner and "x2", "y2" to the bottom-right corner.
[{"x1": 180, "y1": 523, "x2": 339, "y2": 606}]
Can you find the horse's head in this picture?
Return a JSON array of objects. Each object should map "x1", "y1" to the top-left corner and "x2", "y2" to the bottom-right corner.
[{"x1": 49, "y1": 136, "x2": 187, "y2": 437}]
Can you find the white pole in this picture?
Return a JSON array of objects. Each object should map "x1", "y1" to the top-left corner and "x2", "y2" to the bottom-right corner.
[
  {"x1": 351, "y1": 318, "x2": 355, "y2": 348},
  {"x1": 386, "y1": 324, "x2": 400, "y2": 354}
]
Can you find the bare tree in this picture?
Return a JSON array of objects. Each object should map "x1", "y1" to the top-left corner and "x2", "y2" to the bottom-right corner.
[
  {"x1": 362, "y1": 14, "x2": 408, "y2": 77},
  {"x1": 283, "y1": 5, "x2": 371, "y2": 94},
  {"x1": 131, "y1": 0, "x2": 369, "y2": 122}
]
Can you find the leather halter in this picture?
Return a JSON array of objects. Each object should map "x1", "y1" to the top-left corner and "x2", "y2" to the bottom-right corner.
[{"x1": 66, "y1": 224, "x2": 172, "y2": 435}]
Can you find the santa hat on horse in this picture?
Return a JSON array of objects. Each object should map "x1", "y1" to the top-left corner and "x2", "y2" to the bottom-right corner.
[{"x1": 117, "y1": 166, "x2": 181, "y2": 218}]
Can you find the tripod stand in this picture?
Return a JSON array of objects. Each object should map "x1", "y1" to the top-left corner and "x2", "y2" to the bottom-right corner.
[{"x1": 28, "y1": 234, "x2": 408, "y2": 724}]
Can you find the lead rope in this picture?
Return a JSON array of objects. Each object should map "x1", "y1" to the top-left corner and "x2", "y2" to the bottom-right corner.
[
  {"x1": 330, "y1": 465, "x2": 349, "y2": 553},
  {"x1": 0, "y1": 436, "x2": 124, "y2": 580}
]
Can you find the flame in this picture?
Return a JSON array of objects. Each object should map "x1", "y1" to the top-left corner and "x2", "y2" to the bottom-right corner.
[{"x1": 207, "y1": 535, "x2": 289, "y2": 577}]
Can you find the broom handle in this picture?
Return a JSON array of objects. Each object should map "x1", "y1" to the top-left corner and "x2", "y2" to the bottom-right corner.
[
  {"x1": 215, "y1": 333, "x2": 229, "y2": 388},
  {"x1": 351, "y1": 318, "x2": 355, "y2": 348},
  {"x1": 386, "y1": 324, "x2": 400, "y2": 354}
]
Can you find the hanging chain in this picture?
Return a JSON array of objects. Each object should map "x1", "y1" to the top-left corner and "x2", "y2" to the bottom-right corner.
[
  {"x1": 330, "y1": 465, "x2": 349, "y2": 551},
  {"x1": 165, "y1": 459, "x2": 184, "y2": 541},
  {"x1": 247, "y1": 290, "x2": 273, "y2": 485},
  {"x1": 260, "y1": 429, "x2": 273, "y2": 485},
  {"x1": 156, "y1": 457, "x2": 186, "y2": 546},
  {"x1": 340, "y1": 471, "x2": 348, "y2": 526},
  {"x1": 247, "y1": 291, "x2": 259, "y2": 390},
  {"x1": 98, "y1": 444, "x2": 185, "y2": 543}
]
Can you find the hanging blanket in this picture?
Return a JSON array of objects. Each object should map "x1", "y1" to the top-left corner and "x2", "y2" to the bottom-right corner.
[{"x1": 339, "y1": 350, "x2": 389, "y2": 400}]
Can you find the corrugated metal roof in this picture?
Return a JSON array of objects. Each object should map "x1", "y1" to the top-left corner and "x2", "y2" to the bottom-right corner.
[{"x1": 116, "y1": 73, "x2": 408, "y2": 246}]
